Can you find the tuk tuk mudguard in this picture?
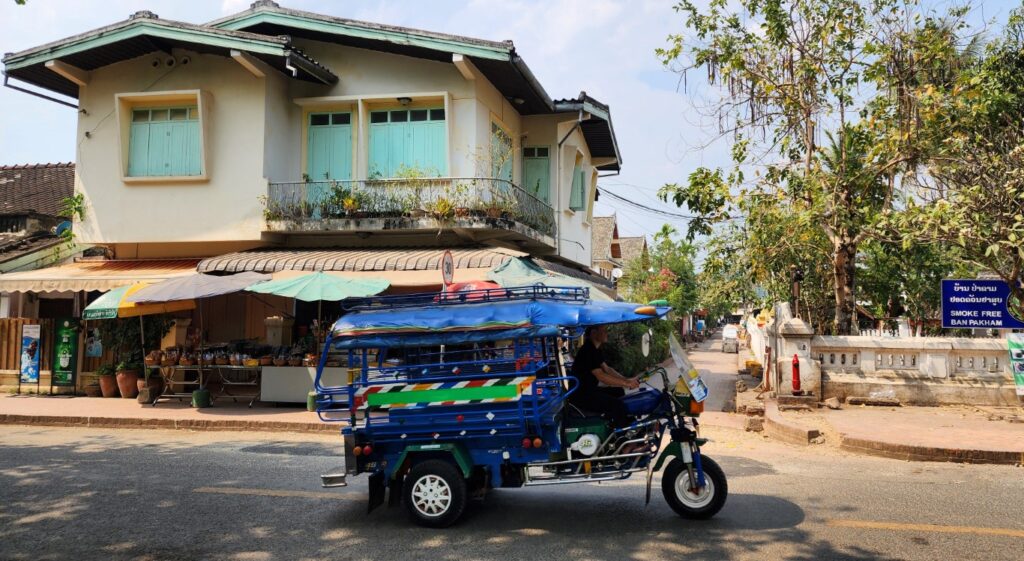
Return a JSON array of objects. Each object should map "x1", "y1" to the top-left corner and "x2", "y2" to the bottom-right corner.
[{"x1": 393, "y1": 443, "x2": 474, "y2": 480}]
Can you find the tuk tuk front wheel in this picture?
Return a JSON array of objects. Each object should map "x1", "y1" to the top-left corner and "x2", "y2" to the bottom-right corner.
[
  {"x1": 661, "y1": 456, "x2": 727, "y2": 519},
  {"x1": 403, "y1": 459, "x2": 468, "y2": 528}
]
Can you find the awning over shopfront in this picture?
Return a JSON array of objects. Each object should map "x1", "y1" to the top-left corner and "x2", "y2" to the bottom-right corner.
[
  {"x1": 0, "y1": 259, "x2": 200, "y2": 293},
  {"x1": 197, "y1": 247, "x2": 617, "y2": 298},
  {"x1": 197, "y1": 247, "x2": 524, "y2": 286}
]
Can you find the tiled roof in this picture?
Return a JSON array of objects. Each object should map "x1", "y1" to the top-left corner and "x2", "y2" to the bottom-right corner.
[
  {"x1": 591, "y1": 216, "x2": 618, "y2": 263},
  {"x1": 618, "y1": 236, "x2": 647, "y2": 265},
  {"x1": 0, "y1": 162, "x2": 75, "y2": 217}
]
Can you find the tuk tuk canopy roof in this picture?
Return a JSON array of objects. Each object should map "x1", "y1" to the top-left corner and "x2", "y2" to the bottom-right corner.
[{"x1": 330, "y1": 297, "x2": 670, "y2": 347}]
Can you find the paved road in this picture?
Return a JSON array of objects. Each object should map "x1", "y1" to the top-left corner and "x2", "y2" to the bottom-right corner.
[
  {"x1": 686, "y1": 331, "x2": 742, "y2": 412},
  {"x1": 2, "y1": 424, "x2": 1021, "y2": 561}
]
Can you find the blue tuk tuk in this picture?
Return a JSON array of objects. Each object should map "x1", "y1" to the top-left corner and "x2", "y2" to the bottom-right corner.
[{"x1": 314, "y1": 286, "x2": 727, "y2": 527}]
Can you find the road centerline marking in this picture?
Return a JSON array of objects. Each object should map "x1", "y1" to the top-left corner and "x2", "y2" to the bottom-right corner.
[
  {"x1": 194, "y1": 486, "x2": 366, "y2": 501},
  {"x1": 827, "y1": 519, "x2": 1024, "y2": 538}
]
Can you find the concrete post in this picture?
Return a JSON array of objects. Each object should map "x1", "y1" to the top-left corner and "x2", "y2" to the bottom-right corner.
[{"x1": 778, "y1": 317, "x2": 819, "y2": 397}]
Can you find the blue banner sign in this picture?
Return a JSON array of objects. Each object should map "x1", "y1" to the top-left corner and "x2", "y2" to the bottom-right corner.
[{"x1": 941, "y1": 279, "x2": 1024, "y2": 329}]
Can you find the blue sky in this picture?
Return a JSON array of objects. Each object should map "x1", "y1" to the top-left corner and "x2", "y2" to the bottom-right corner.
[{"x1": 1, "y1": 0, "x2": 1020, "y2": 243}]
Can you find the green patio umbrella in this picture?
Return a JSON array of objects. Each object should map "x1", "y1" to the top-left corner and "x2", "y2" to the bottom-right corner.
[
  {"x1": 245, "y1": 272, "x2": 390, "y2": 336},
  {"x1": 245, "y1": 272, "x2": 390, "y2": 302},
  {"x1": 486, "y1": 257, "x2": 614, "y2": 302}
]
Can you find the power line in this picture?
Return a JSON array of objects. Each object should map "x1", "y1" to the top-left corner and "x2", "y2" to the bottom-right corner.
[
  {"x1": 598, "y1": 184, "x2": 744, "y2": 222},
  {"x1": 598, "y1": 186, "x2": 702, "y2": 220}
]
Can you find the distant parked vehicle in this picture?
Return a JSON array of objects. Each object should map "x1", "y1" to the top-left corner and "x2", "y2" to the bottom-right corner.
[{"x1": 721, "y1": 325, "x2": 739, "y2": 354}]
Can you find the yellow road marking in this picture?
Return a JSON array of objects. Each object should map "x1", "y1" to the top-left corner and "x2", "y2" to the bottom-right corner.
[
  {"x1": 827, "y1": 519, "x2": 1024, "y2": 538},
  {"x1": 194, "y1": 486, "x2": 366, "y2": 501}
]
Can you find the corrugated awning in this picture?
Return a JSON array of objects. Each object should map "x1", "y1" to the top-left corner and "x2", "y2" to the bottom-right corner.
[
  {"x1": 199, "y1": 246, "x2": 522, "y2": 273},
  {"x1": 198, "y1": 247, "x2": 616, "y2": 295},
  {"x1": 0, "y1": 259, "x2": 200, "y2": 293}
]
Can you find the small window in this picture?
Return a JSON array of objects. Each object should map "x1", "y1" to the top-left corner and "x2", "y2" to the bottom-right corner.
[
  {"x1": 536, "y1": 147, "x2": 549, "y2": 157},
  {"x1": 370, "y1": 111, "x2": 388, "y2": 124},
  {"x1": 127, "y1": 104, "x2": 201, "y2": 177},
  {"x1": 524, "y1": 148, "x2": 535, "y2": 158},
  {"x1": 331, "y1": 113, "x2": 350, "y2": 125},
  {"x1": 390, "y1": 110, "x2": 408, "y2": 122},
  {"x1": 410, "y1": 109, "x2": 428, "y2": 122},
  {"x1": 430, "y1": 108, "x2": 445, "y2": 121},
  {"x1": 310, "y1": 114, "x2": 330, "y2": 126}
]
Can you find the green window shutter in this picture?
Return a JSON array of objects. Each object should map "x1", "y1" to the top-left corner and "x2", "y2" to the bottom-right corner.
[
  {"x1": 147, "y1": 121, "x2": 171, "y2": 176},
  {"x1": 127, "y1": 122, "x2": 150, "y2": 176},
  {"x1": 368, "y1": 117, "x2": 390, "y2": 177},
  {"x1": 388, "y1": 120, "x2": 409, "y2": 175},
  {"x1": 307, "y1": 113, "x2": 352, "y2": 181},
  {"x1": 426, "y1": 120, "x2": 447, "y2": 174},
  {"x1": 127, "y1": 106, "x2": 200, "y2": 177},
  {"x1": 368, "y1": 109, "x2": 446, "y2": 177},
  {"x1": 331, "y1": 124, "x2": 352, "y2": 180},
  {"x1": 523, "y1": 147, "x2": 550, "y2": 204},
  {"x1": 491, "y1": 122, "x2": 513, "y2": 182},
  {"x1": 569, "y1": 164, "x2": 584, "y2": 210}
]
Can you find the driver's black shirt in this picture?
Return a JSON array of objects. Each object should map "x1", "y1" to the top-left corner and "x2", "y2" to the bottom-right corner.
[{"x1": 570, "y1": 340, "x2": 603, "y2": 396}]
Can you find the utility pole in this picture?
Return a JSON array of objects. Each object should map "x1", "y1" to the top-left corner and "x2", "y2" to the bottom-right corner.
[{"x1": 790, "y1": 265, "x2": 804, "y2": 319}]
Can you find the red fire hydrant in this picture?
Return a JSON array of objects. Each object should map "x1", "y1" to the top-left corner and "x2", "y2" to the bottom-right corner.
[{"x1": 792, "y1": 354, "x2": 802, "y2": 395}]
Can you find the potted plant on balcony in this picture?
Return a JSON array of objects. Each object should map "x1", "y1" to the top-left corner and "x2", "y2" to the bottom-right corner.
[
  {"x1": 448, "y1": 182, "x2": 472, "y2": 218},
  {"x1": 96, "y1": 363, "x2": 118, "y2": 398},
  {"x1": 425, "y1": 196, "x2": 456, "y2": 223}
]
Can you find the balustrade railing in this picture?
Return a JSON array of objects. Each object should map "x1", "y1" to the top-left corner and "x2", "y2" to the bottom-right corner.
[{"x1": 264, "y1": 177, "x2": 556, "y2": 238}]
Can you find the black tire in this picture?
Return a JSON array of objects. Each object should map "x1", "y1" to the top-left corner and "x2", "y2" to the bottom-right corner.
[
  {"x1": 661, "y1": 455, "x2": 727, "y2": 519},
  {"x1": 403, "y1": 459, "x2": 468, "y2": 528}
]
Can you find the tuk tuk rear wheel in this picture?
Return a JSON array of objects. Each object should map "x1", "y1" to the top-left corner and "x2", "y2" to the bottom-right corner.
[
  {"x1": 661, "y1": 456, "x2": 727, "y2": 519},
  {"x1": 403, "y1": 459, "x2": 468, "y2": 528}
]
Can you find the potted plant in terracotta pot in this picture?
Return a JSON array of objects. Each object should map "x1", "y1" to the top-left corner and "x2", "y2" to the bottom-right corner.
[
  {"x1": 96, "y1": 363, "x2": 119, "y2": 398},
  {"x1": 99, "y1": 316, "x2": 174, "y2": 403},
  {"x1": 115, "y1": 361, "x2": 141, "y2": 399}
]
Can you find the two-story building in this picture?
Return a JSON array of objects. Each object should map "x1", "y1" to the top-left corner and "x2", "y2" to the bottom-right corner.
[
  {"x1": 1, "y1": 1, "x2": 620, "y2": 293},
  {"x1": 0, "y1": 2, "x2": 622, "y2": 391}
]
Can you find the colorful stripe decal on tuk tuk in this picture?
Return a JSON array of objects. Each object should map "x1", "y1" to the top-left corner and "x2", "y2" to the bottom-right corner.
[
  {"x1": 333, "y1": 320, "x2": 530, "y2": 338},
  {"x1": 358, "y1": 376, "x2": 535, "y2": 408}
]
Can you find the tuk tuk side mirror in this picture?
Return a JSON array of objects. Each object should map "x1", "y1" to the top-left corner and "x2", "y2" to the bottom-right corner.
[{"x1": 641, "y1": 331, "x2": 651, "y2": 357}]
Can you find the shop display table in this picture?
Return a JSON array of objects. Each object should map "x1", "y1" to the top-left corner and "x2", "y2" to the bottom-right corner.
[
  {"x1": 212, "y1": 365, "x2": 261, "y2": 407},
  {"x1": 149, "y1": 365, "x2": 206, "y2": 406}
]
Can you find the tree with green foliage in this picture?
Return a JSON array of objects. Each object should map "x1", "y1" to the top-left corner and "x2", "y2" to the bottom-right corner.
[
  {"x1": 656, "y1": 0, "x2": 978, "y2": 334},
  {"x1": 618, "y1": 224, "x2": 698, "y2": 315},
  {"x1": 885, "y1": 7, "x2": 1024, "y2": 318}
]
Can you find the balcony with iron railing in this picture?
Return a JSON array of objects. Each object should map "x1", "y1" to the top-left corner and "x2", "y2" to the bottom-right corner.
[{"x1": 261, "y1": 177, "x2": 557, "y2": 252}]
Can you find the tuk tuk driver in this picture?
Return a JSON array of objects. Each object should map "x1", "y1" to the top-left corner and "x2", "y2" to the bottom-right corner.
[{"x1": 568, "y1": 325, "x2": 639, "y2": 428}]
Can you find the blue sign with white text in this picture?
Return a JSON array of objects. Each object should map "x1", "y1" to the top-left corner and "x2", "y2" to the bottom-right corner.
[{"x1": 941, "y1": 279, "x2": 1024, "y2": 329}]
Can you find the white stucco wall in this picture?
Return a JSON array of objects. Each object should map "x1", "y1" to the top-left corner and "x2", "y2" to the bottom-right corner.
[
  {"x1": 69, "y1": 42, "x2": 602, "y2": 266},
  {"x1": 75, "y1": 49, "x2": 268, "y2": 244}
]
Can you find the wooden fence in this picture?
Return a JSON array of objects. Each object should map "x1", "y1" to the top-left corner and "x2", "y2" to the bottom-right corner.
[{"x1": 0, "y1": 318, "x2": 53, "y2": 372}]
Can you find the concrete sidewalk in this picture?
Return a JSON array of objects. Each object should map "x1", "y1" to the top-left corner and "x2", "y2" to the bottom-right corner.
[
  {"x1": 769, "y1": 400, "x2": 1024, "y2": 465},
  {"x1": 0, "y1": 394, "x2": 335, "y2": 433}
]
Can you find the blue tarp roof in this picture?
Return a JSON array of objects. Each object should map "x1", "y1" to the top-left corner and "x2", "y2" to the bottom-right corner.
[{"x1": 331, "y1": 298, "x2": 670, "y2": 346}]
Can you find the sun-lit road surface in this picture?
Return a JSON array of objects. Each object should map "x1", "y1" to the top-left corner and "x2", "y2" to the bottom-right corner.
[{"x1": 2, "y1": 422, "x2": 1022, "y2": 561}]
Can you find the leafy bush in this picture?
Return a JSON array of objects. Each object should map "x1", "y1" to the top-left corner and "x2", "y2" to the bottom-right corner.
[{"x1": 602, "y1": 320, "x2": 673, "y2": 376}]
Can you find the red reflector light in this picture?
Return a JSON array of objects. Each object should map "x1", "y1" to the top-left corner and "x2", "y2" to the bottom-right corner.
[
  {"x1": 522, "y1": 438, "x2": 532, "y2": 448},
  {"x1": 532, "y1": 438, "x2": 543, "y2": 448},
  {"x1": 456, "y1": 415, "x2": 464, "y2": 422},
  {"x1": 361, "y1": 444, "x2": 372, "y2": 456},
  {"x1": 353, "y1": 446, "x2": 363, "y2": 456}
]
